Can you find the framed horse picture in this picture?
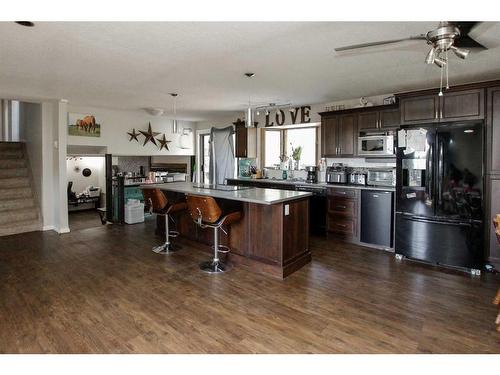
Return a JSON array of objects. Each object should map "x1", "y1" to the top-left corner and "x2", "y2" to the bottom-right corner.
[{"x1": 68, "y1": 113, "x2": 101, "y2": 137}]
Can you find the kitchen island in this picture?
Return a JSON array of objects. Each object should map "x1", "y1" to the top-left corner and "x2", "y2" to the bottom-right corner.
[{"x1": 141, "y1": 182, "x2": 312, "y2": 278}]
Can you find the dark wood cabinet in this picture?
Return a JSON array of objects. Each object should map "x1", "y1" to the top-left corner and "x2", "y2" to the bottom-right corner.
[
  {"x1": 234, "y1": 124, "x2": 256, "y2": 158},
  {"x1": 400, "y1": 89, "x2": 484, "y2": 125},
  {"x1": 327, "y1": 187, "x2": 359, "y2": 239},
  {"x1": 380, "y1": 107, "x2": 401, "y2": 129},
  {"x1": 400, "y1": 95, "x2": 440, "y2": 124},
  {"x1": 357, "y1": 111, "x2": 379, "y2": 131},
  {"x1": 338, "y1": 114, "x2": 356, "y2": 156},
  {"x1": 321, "y1": 116, "x2": 338, "y2": 157},
  {"x1": 441, "y1": 89, "x2": 484, "y2": 121},
  {"x1": 321, "y1": 114, "x2": 356, "y2": 157},
  {"x1": 234, "y1": 124, "x2": 248, "y2": 158},
  {"x1": 486, "y1": 86, "x2": 500, "y2": 174},
  {"x1": 358, "y1": 108, "x2": 401, "y2": 132}
]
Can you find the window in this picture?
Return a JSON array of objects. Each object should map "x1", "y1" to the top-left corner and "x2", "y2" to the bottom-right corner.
[
  {"x1": 286, "y1": 127, "x2": 317, "y2": 167},
  {"x1": 264, "y1": 130, "x2": 282, "y2": 167},
  {"x1": 263, "y1": 125, "x2": 318, "y2": 169}
]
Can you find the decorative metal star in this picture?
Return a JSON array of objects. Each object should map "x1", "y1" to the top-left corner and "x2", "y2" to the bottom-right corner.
[
  {"x1": 233, "y1": 117, "x2": 258, "y2": 127},
  {"x1": 139, "y1": 122, "x2": 160, "y2": 146},
  {"x1": 127, "y1": 128, "x2": 140, "y2": 142},
  {"x1": 156, "y1": 134, "x2": 172, "y2": 151}
]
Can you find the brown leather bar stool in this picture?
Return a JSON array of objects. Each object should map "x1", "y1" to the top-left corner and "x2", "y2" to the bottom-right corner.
[
  {"x1": 142, "y1": 188, "x2": 187, "y2": 254},
  {"x1": 186, "y1": 195, "x2": 242, "y2": 274}
]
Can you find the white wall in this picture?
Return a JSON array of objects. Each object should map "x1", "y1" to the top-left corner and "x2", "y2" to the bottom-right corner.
[
  {"x1": 18, "y1": 102, "x2": 43, "y2": 216},
  {"x1": 67, "y1": 105, "x2": 196, "y2": 156},
  {"x1": 66, "y1": 156, "x2": 105, "y2": 195}
]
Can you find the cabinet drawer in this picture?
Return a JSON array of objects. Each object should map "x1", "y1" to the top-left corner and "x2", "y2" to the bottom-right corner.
[
  {"x1": 327, "y1": 188, "x2": 356, "y2": 198},
  {"x1": 328, "y1": 197, "x2": 357, "y2": 217},
  {"x1": 327, "y1": 216, "x2": 356, "y2": 235}
]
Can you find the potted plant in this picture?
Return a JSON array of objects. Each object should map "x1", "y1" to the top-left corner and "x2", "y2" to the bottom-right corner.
[
  {"x1": 279, "y1": 154, "x2": 288, "y2": 170},
  {"x1": 291, "y1": 144, "x2": 302, "y2": 170}
]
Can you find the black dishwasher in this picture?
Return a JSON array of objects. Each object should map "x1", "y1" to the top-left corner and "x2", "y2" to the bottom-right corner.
[{"x1": 361, "y1": 190, "x2": 394, "y2": 247}]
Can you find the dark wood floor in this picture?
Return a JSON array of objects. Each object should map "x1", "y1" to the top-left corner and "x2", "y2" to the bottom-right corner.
[
  {"x1": 0, "y1": 218, "x2": 499, "y2": 353},
  {"x1": 68, "y1": 210, "x2": 103, "y2": 231}
]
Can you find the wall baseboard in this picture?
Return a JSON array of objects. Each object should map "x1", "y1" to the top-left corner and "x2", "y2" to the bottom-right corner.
[
  {"x1": 58, "y1": 227, "x2": 70, "y2": 234},
  {"x1": 42, "y1": 225, "x2": 55, "y2": 231}
]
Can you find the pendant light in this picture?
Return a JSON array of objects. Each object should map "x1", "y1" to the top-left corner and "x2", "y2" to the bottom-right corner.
[
  {"x1": 170, "y1": 93, "x2": 179, "y2": 134},
  {"x1": 244, "y1": 72, "x2": 255, "y2": 128}
]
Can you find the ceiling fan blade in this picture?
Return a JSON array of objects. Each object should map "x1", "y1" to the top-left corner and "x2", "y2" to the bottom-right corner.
[
  {"x1": 455, "y1": 35, "x2": 488, "y2": 50},
  {"x1": 334, "y1": 35, "x2": 426, "y2": 52},
  {"x1": 450, "y1": 21, "x2": 483, "y2": 35}
]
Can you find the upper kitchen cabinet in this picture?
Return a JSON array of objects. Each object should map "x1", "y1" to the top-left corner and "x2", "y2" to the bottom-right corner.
[
  {"x1": 400, "y1": 94, "x2": 440, "y2": 124},
  {"x1": 400, "y1": 89, "x2": 484, "y2": 125},
  {"x1": 234, "y1": 123, "x2": 257, "y2": 158},
  {"x1": 321, "y1": 116, "x2": 338, "y2": 157},
  {"x1": 441, "y1": 89, "x2": 484, "y2": 121},
  {"x1": 321, "y1": 114, "x2": 356, "y2": 157},
  {"x1": 486, "y1": 86, "x2": 500, "y2": 174},
  {"x1": 357, "y1": 107, "x2": 401, "y2": 131}
]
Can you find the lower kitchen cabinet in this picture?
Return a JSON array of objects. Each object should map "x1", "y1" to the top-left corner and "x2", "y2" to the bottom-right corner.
[{"x1": 327, "y1": 187, "x2": 359, "y2": 240}]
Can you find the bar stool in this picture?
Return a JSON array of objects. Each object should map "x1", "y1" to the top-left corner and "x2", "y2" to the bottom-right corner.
[
  {"x1": 142, "y1": 188, "x2": 187, "y2": 254},
  {"x1": 186, "y1": 195, "x2": 242, "y2": 274}
]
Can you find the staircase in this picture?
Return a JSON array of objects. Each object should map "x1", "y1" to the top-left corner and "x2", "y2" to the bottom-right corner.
[{"x1": 0, "y1": 142, "x2": 41, "y2": 236}]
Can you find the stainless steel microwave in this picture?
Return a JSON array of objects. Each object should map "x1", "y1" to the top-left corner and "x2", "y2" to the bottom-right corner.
[{"x1": 357, "y1": 134, "x2": 395, "y2": 156}]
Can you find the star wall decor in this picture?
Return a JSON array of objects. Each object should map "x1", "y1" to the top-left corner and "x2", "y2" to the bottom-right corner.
[
  {"x1": 127, "y1": 128, "x2": 140, "y2": 142},
  {"x1": 139, "y1": 122, "x2": 160, "y2": 146},
  {"x1": 157, "y1": 134, "x2": 172, "y2": 151}
]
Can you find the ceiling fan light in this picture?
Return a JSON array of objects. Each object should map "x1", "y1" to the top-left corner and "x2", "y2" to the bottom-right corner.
[
  {"x1": 433, "y1": 57, "x2": 447, "y2": 68},
  {"x1": 452, "y1": 46, "x2": 470, "y2": 59},
  {"x1": 425, "y1": 48, "x2": 436, "y2": 64}
]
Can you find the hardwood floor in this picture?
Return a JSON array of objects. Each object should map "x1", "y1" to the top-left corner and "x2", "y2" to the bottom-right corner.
[
  {"x1": 68, "y1": 210, "x2": 103, "y2": 231},
  {"x1": 0, "y1": 218, "x2": 499, "y2": 353}
]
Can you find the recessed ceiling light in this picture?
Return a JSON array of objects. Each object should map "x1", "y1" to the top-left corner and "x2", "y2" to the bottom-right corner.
[
  {"x1": 464, "y1": 129, "x2": 474, "y2": 133},
  {"x1": 15, "y1": 21, "x2": 35, "y2": 27}
]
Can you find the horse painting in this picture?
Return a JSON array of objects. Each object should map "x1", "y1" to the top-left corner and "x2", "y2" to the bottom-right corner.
[{"x1": 68, "y1": 114, "x2": 101, "y2": 137}]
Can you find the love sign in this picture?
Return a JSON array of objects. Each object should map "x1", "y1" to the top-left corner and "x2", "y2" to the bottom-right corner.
[{"x1": 265, "y1": 106, "x2": 311, "y2": 127}]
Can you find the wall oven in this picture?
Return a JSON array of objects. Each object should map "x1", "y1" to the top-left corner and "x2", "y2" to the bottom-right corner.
[{"x1": 358, "y1": 134, "x2": 395, "y2": 157}]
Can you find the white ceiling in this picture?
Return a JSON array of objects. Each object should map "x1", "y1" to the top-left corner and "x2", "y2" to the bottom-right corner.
[{"x1": 1, "y1": 21, "x2": 500, "y2": 121}]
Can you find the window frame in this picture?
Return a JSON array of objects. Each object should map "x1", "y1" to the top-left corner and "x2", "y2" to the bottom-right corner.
[{"x1": 261, "y1": 123, "x2": 320, "y2": 169}]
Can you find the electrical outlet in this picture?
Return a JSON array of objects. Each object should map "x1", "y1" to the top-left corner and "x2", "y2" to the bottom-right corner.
[{"x1": 284, "y1": 204, "x2": 289, "y2": 216}]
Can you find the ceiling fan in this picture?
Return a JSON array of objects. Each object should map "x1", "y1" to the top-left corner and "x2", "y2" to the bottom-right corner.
[
  {"x1": 334, "y1": 22, "x2": 487, "y2": 95},
  {"x1": 334, "y1": 22, "x2": 486, "y2": 59}
]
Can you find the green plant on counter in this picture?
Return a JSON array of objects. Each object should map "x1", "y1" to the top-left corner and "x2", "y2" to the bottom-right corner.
[{"x1": 291, "y1": 144, "x2": 302, "y2": 161}]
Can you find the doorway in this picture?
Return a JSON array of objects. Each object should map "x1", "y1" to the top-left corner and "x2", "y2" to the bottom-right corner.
[
  {"x1": 200, "y1": 133, "x2": 211, "y2": 184},
  {"x1": 67, "y1": 155, "x2": 106, "y2": 231}
]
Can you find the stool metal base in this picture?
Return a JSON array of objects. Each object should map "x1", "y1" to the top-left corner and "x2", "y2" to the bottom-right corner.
[
  {"x1": 152, "y1": 242, "x2": 182, "y2": 254},
  {"x1": 199, "y1": 260, "x2": 232, "y2": 274}
]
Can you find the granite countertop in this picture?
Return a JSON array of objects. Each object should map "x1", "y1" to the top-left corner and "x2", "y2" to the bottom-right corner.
[
  {"x1": 140, "y1": 182, "x2": 312, "y2": 205},
  {"x1": 227, "y1": 178, "x2": 395, "y2": 191}
]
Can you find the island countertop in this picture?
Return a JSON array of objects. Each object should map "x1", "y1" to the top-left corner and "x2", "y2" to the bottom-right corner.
[{"x1": 141, "y1": 182, "x2": 312, "y2": 205}]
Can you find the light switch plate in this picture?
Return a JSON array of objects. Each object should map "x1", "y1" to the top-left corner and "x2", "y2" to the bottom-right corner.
[{"x1": 284, "y1": 204, "x2": 289, "y2": 216}]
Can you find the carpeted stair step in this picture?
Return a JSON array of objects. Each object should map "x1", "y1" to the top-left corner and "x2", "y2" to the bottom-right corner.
[
  {"x1": 0, "y1": 158, "x2": 26, "y2": 169},
  {"x1": 0, "y1": 149, "x2": 24, "y2": 159},
  {"x1": 0, "y1": 142, "x2": 23, "y2": 151},
  {"x1": 0, "y1": 187, "x2": 33, "y2": 199},
  {"x1": 0, "y1": 198, "x2": 35, "y2": 212},
  {"x1": 0, "y1": 177, "x2": 30, "y2": 188},
  {"x1": 0, "y1": 208, "x2": 38, "y2": 225},
  {"x1": 0, "y1": 167, "x2": 28, "y2": 178},
  {"x1": 0, "y1": 219, "x2": 40, "y2": 237}
]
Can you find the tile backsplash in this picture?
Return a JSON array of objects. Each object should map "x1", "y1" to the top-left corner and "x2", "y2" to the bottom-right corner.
[{"x1": 326, "y1": 157, "x2": 396, "y2": 168}]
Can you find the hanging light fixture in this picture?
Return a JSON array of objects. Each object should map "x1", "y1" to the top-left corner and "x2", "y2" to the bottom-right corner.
[
  {"x1": 244, "y1": 73, "x2": 255, "y2": 128},
  {"x1": 170, "y1": 93, "x2": 179, "y2": 134},
  {"x1": 451, "y1": 45, "x2": 470, "y2": 59}
]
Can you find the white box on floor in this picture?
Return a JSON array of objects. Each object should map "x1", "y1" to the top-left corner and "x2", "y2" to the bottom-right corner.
[{"x1": 124, "y1": 202, "x2": 144, "y2": 224}]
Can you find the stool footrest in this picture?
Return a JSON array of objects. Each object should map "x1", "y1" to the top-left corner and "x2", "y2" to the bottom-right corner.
[{"x1": 212, "y1": 244, "x2": 230, "y2": 254}]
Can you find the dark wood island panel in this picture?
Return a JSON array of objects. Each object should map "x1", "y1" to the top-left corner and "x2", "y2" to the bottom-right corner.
[{"x1": 157, "y1": 197, "x2": 311, "y2": 278}]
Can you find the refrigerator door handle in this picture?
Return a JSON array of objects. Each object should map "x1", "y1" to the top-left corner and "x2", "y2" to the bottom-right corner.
[{"x1": 405, "y1": 215, "x2": 470, "y2": 227}]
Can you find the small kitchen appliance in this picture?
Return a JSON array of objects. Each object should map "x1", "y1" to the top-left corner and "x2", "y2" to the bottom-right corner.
[
  {"x1": 326, "y1": 165, "x2": 347, "y2": 184},
  {"x1": 305, "y1": 166, "x2": 318, "y2": 183}
]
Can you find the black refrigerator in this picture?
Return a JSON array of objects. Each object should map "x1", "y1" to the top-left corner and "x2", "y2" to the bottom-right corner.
[{"x1": 395, "y1": 121, "x2": 484, "y2": 270}]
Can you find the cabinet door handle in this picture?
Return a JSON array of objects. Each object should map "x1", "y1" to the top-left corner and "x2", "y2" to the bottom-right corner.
[
  {"x1": 335, "y1": 205, "x2": 347, "y2": 209},
  {"x1": 336, "y1": 224, "x2": 348, "y2": 228},
  {"x1": 338, "y1": 191, "x2": 346, "y2": 195}
]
